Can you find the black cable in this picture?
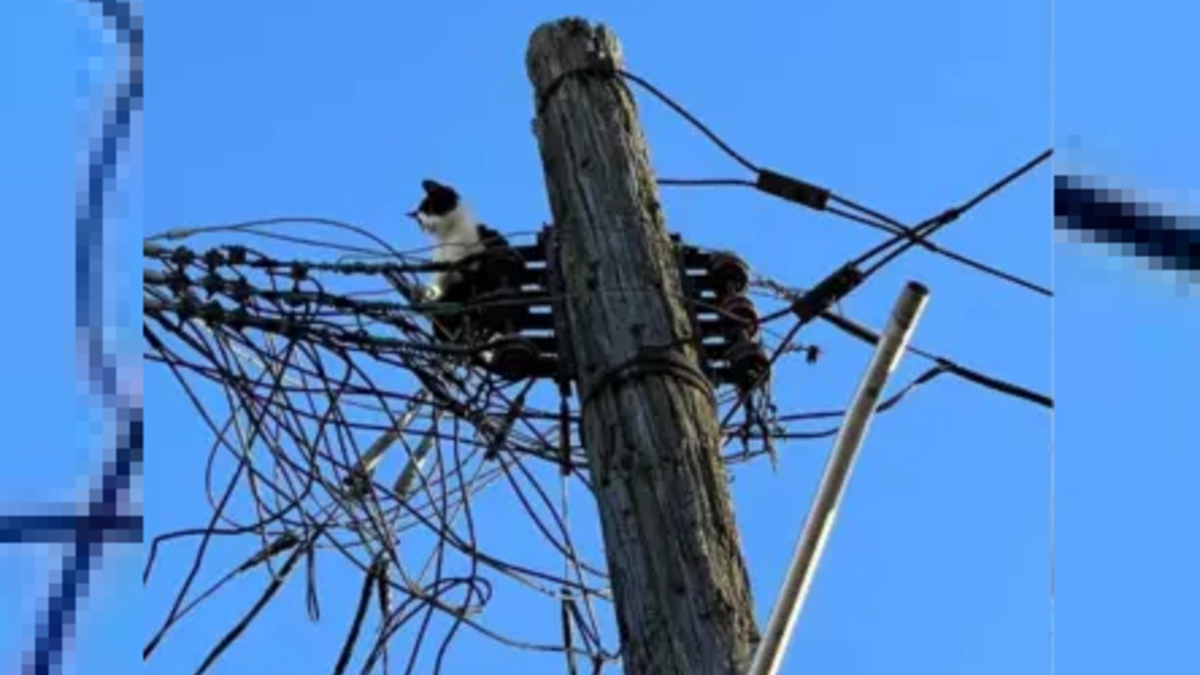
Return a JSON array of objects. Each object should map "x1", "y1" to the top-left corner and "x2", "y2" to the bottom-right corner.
[
  {"x1": 817, "y1": 305, "x2": 1051, "y2": 409},
  {"x1": 544, "y1": 65, "x2": 1052, "y2": 300},
  {"x1": 616, "y1": 70, "x2": 761, "y2": 174},
  {"x1": 851, "y1": 217, "x2": 941, "y2": 272},
  {"x1": 857, "y1": 149, "x2": 1053, "y2": 284},
  {"x1": 830, "y1": 196, "x2": 1052, "y2": 297},
  {"x1": 750, "y1": 276, "x2": 1051, "y2": 409},
  {"x1": 826, "y1": 205, "x2": 901, "y2": 235},
  {"x1": 728, "y1": 365, "x2": 949, "y2": 456},
  {"x1": 657, "y1": 178, "x2": 757, "y2": 188},
  {"x1": 663, "y1": 168, "x2": 1053, "y2": 297},
  {"x1": 961, "y1": 149, "x2": 1054, "y2": 214},
  {"x1": 146, "y1": 216, "x2": 410, "y2": 261},
  {"x1": 611, "y1": 66, "x2": 1054, "y2": 298}
]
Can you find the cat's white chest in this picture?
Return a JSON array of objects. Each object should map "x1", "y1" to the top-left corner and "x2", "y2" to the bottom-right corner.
[
  {"x1": 432, "y1": 228, "x2": 483, "y2": 264},
  {"x1": 423, "y1": 209, "x2": 484, "y2": 300}
]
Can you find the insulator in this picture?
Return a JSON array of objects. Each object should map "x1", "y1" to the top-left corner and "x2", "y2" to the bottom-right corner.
[
  {"x1": 486, "y1": 337, "x2": 540, "y2": 381},
  {"x1": 226, "y1": 245, "x2": 248, "y2": 266},
  {"x1": 202, "y1": 248, "x2": 226, "y2": 270},
  {"x1": 725, "y1": 338, "x2": 770, "y2": 391},
  {"x1": 717, "y1": 294, "x2": 760, "y2": 340},
  {"x1": 169, "y1": 246, "x2": 195, "y2": 266},
  {"x1": 289, "y1": 262, "x2": 310, "y2": 282},
  {"x1": 707, "y1": 252, "x2": 750, "y2": 298}
]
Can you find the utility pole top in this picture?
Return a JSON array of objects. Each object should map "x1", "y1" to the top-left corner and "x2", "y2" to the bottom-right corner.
[
  {"x1": 526, "y1": 18, "x2": 759, "y2": 675},
  {"x1": 526, "y1": 19, "x2": 622, "y2": 91},
  {"x1": 526, "y1": 18, "x2": 697, "y2": 387}
]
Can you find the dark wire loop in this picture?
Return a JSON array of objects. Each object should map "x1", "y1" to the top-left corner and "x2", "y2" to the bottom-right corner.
[
  {"x1": 616, "y1": 69, "x2": 761, "y2": 174},
  {"x1": 577, "y1": 342, "x2": 716, "y2": 416},
  {"x1": 537, "y1": 65, "x2": 761, "y2": 176},
  {"x1": 535, "y1": 61, "x2": 621, "y2": 116}
]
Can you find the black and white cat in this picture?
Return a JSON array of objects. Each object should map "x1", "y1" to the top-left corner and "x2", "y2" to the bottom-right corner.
[
  {"x1": 407, "y1": 179, "x2": 514, "y2": 357},
  {"x1": 407, "y1": 179, "x2": 494, "y2": 302}
]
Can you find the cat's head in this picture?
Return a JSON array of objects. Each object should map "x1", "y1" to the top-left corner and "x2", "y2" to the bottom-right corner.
[{"x1": 408, "y1": 179, "x2": 467, "y2": 238}]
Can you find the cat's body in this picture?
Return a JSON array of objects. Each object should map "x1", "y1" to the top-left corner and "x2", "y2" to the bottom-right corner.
[
  {"x1": 411, "y1": 181, "x2": 487, "y2": 301},
  {"x1": 408, "y1": 179, "x2": 514, "y2": 365}
]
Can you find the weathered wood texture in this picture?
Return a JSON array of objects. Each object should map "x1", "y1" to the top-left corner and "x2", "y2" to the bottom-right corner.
[{"x1": 526, "y1": 19, "x2": 759, "y2": 675}]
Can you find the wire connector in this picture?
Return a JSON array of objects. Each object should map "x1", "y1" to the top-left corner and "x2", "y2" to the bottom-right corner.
[
  {"x1": 755, "y1": 169, "x2": 831, "y2": 211},
  {"x1": 790, "y1": 264, "x2": 863, "y2": 323}
]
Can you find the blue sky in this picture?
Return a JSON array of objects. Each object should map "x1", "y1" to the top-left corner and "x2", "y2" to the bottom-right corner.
[
  {"x1": 1055, "y1": 1, "x2": 1199, "y2": 672},
  {"x1": 1, "y1": 0, "x2": 1194, "y2": 673}
]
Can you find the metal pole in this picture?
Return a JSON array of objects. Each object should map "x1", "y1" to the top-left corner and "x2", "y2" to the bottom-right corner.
[{"x1": 746, "y1": 280, "x2": 930, "y2": 675}]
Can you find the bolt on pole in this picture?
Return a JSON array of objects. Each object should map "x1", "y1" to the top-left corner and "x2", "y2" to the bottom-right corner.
[{"x1": 747, "y1": 280, "x2": 930, "y2": 675}]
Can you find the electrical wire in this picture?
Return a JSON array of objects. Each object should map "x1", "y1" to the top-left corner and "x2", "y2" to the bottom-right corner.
[
  {"x1": 752, "y1": 147, "x2": 1054, "y2": 327},
  {"x1": 752, "y1": 277, "x2": 1052, "y2": 409},
  {"x1": 148, "y1": 59, "x2": 1057, "y2": 675},
  {"x1": 613, "y1": 68, "x2": 1052, "y2": 298},
  {"x1": 855, "y1": 149, "x2": 1054, "y2": 282}
]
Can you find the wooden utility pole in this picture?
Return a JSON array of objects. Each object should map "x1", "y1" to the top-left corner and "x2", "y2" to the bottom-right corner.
[{"x1": 526, "y1": 19, "x2": 759, "y2": 675}]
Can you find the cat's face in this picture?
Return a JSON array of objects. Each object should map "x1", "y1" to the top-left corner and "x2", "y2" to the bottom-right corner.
[{"x1": 409, "y1": 179, "x2": 462, "y2": 237}]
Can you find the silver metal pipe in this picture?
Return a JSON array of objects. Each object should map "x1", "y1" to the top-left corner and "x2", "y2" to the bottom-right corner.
[{"x1": 746, "y1": 280, "x2": 930, "y2": 675}]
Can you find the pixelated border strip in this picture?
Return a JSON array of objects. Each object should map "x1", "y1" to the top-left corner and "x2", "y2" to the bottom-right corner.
[
  {"x1": 13, "y1": 2, "x2": 144, "y2": 674},
  {"x1": 1055, "y1": 174, "x2": 1199, "y2": 275}
]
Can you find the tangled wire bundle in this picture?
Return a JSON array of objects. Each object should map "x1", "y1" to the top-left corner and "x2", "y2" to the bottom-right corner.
[
  {"x1": 142, "y1": 64, "x2": 1053, "y2": 675},
  {"x1": 142, "y1": 216, "x2": 836, "y2": 675}
]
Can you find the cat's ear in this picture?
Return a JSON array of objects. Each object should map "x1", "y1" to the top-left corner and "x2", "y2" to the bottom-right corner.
[{"x1": 421, "y1": 179, "x2": 442, "y2": 194}]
